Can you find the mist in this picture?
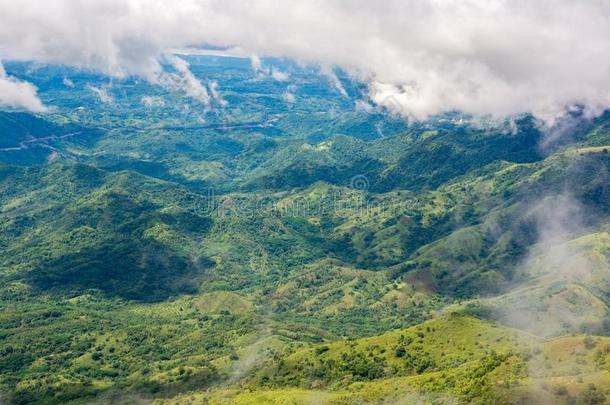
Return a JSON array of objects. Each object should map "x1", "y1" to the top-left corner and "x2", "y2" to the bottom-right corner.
[{"x1": 0, "y1": 0, "x2": 609, "y2": 122}]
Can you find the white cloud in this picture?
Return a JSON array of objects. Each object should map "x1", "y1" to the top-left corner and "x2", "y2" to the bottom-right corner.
[
  {"x1": 141, "y1": 95, "x2": 165, "y2": 107},
  {"x1": 87, "y1": 85, "x2": 113, "y2": 104},
  {"x1": 0, "y1": 61, "x2": 47, "y2": 112},
  {"x1": 282, "y1": 84, "x2": 297, "y2": 105},
  {"x1": 355, "y1": 100, "x2": 375, "y2": 113},
  {"x1": 0, "y1": 0, "x2": 609, "y2": 122},
  {"x1": 250, "y1": 55, "x2": 289, "y2": 82},
  {"x1": 282, "y1": 91, "x2": 297, "y2": 104},
  {"x1": 158, "y1": 56, "x2": 211, "y2": 109},
  {"x1": 270, "y1": 67, "x2": 289, "y2": 82},
  {"x1": 250, "y1": 54, "x2": 262, "y2": 73},
  {"x1": 208, "y1": 80, "x2": 227, "y2": 107},
  {"x1": 170, "y1": 56, "x2": 211, "y2": 107},
  {"x1": 283, "y1": 91, "x2": 296, "y2": 105},
  {"x1": 154, "y1": 57, "x2": 227, "y2": 110},
  {"x1": 321, "y1": 66, "x2": 348, "y2": 98}
]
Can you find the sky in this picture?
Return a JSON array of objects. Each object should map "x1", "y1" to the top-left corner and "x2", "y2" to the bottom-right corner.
[{"x1": 0, "y1": 0, "x2": 609, "y2": 123}]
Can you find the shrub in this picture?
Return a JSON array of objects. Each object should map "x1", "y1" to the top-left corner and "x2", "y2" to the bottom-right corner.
[{"x1": 394, "y1": 346, "x2": 406, "y2": 358}]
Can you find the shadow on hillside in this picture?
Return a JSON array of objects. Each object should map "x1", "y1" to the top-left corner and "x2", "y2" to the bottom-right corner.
[{"x1": 24, "y1": 239, "x2": 214, "y2": 302}]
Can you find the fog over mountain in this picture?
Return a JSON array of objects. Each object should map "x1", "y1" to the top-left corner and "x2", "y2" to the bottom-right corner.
[
  {"x1": 1, "y1": 3, "x2": 610, "y2": 404},
  {"x1": 1, "y1": 0, "x2": 610, "y2": 122}
]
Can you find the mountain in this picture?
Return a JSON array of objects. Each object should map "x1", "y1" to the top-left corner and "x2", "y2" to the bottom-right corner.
[{"x1": 0, "y1": 58, "x2": 609, "y2": 404}]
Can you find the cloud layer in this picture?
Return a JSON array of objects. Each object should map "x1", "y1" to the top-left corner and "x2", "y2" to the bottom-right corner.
[
  {"x1": 0, "y1": 61, "x2": 47, "y2": 112},
  {"x1": 0, "y1": 0, "x2": 609, "y2": 122}
]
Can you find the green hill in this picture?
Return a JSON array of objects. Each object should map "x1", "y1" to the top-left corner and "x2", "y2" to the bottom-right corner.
[
  {"x1": 1, "y1": 61, "x2": 610, "y2": 404},
  {"x1": 160, "y1": 314, "x2": 610, "y2": 405},
  {"x1": 0, "y1": 164, "x2": 214, "y2": 301}
]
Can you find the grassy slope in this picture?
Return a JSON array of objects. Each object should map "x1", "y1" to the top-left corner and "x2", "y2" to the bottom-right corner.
[{"x1": 159, "y1": 314, "x2": 610, "y2": 405}]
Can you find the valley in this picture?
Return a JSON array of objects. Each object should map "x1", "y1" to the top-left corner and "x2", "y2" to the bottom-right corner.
[{"x1": 0, "y1": 56, "x2": 609, "y2": 404}]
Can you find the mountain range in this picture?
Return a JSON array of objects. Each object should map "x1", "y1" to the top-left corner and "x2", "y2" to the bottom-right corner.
[{"x1": 0, "y1": 57, "x2": 609, "y2": 404}]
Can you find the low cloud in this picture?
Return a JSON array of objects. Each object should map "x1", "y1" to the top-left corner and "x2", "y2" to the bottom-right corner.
[
  {"x1": 270, "y1": 67, "x2": 289, "y2": 82},
  {"x1": 321, "y1": 66, "x2": 348, "y2": 98},
  {"x1": 141, "y1": 95, "x2": 165, "y2": 108},
  {"x1": 250, "y1": 55, "x2": 262, "y2": 73},
  {"x1": 282, "y1": 85, "x2": 296, "y2": 105},
  {"x1": 208, "y1": 80, "x2": 227, "y2": 107},
  {"x1": 87, "y1": 85, "x2": 114, "y2": 104},
  {"x1": 0, "y1": 61, "x2": 47, "y2": 112},
  {"x1": 492, "y1": 190, "x2": 609, "y2": 337},
  {"x1": 0, "y1": 1, "x2": 609, "y2": 122},
  {"x1": 163, "y1": 56, "x2": 211, "y2": 109},
  {"x1": 249, "y1": 55, "x2": 290, "y2": 82}
]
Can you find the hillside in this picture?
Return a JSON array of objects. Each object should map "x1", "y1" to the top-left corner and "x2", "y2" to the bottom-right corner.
[
  {"x1": 0, "y1": 58, "x2": 609, "y2": 404},
  {"x1": 161, "y1": 314, "x2": 610, "y2": 405}
]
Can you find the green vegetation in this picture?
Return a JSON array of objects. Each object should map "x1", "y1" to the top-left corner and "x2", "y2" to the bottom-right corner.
[
  {"x1": 161, "y1": 314, "x2": 610, "y2": 405},
  {"x1": 0, "y1": 59, "x2": 609, "y2": 403}
]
